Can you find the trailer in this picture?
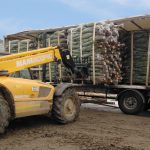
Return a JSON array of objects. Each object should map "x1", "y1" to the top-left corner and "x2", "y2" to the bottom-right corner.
[
  {"x1": 4, "y1": 14, "x2": 150, "y2": 115},
  {"x1": 75, "y1": 84, "x2": 150, "y2": 115}
]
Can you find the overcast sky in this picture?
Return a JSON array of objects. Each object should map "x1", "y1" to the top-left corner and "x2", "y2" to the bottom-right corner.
[{"x1": 0, "y1": 0, "x2": 150, "y2": 38}]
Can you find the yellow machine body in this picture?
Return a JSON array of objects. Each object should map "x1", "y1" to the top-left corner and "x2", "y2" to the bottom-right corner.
[
  {"x1": 0, "y1": 47, "x2": 62, "y2": 118},
  {"x1": 0, "y1": 77, "x2": 55, "y2": 118}
]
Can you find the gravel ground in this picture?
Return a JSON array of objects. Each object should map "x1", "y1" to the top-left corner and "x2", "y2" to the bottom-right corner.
[{"x1": 0, "y1": 104, "x2": 150, "y2": 150}]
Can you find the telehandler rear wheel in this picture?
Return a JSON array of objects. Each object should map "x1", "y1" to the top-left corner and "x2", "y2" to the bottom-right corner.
[
  {"x1": 0, "y1": 93, "x2": 11, "y2": 134},
  {"x1": 52, "y1": 88, "x2": 80, "y2": 124}
]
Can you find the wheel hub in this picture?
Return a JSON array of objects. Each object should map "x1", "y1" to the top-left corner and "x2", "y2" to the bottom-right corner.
[
  {"x1": 64, "y1": 98, "x2": 76, "y2": 117},
  {"x1": 124, "y1": 97, "x2": 138, "y2": 110}
]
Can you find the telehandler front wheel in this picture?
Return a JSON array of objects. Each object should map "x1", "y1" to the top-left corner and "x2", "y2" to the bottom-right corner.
[
  {"x1": 0, "y1": 93, "x2": 11, "y2": 134},
  {"x1": 52, "y1": 88, "x2": 80, "y2": 124}
]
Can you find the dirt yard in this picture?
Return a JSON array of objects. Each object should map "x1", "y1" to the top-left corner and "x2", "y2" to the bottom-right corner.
[{"x1": 0, "y1": 104, "x2": 150, "y2": 150}]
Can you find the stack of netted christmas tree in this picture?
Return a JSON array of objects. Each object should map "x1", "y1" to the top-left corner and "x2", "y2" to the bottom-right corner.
[{"x1": 67, "y1": 22, "x2": 123, "y2": 84}]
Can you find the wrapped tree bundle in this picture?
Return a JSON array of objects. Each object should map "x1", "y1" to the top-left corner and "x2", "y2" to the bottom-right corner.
[
  {"x1": 119, "y1": 31, "x2": 131, "y2": 84},
  {"x1": 46, "y1": 30, "x2": 69, "y2": 82},
  {"x1": 120, "y1": 31, "x2": 149, "y2": 85},
  {"x1": 68, "y1": 27, "x2": 81, "y2": 57},
  {"x1": 20, "y1": 41, "x2": 27, "y2": 52},
  {"x1": 20, "y1": 40, "x2": 29, "y2": 52},
  {"x1": 82, "y1": 23, "x2": 95, "y2": 81},
  {"x1": 9, "y1": 40, "x2": 19, "y2": 53},
  {"x1": 94, "y1": 23, "x2": 123, "y2": 84},
  {"x1": 133, "y1": 31, "x2": 149, "y2": 84},
  {"x1": 68, "y1": 24, "x2": 94, "y2": 82}
]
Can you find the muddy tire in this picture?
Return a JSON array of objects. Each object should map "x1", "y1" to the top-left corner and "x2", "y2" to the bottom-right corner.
[
  {"x1": 0, "y1": 93, "x2": 11, "y2": 134},
  {"x1": 52, "y1": 88, "x2": 80, "y2": 124}
]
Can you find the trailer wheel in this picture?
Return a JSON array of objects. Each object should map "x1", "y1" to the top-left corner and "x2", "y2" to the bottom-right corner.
[
  {"x1": 118, "y1": 90, "x2": 145, "y2": 115},
  {"x1": 0, "y1": 93, "x2": 11, "y2": 134},
  {"x1": 52, "y1": 88, "x2": 80, "y2": 124}
]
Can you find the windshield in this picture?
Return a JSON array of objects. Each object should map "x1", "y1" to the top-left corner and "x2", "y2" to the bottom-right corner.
[{"x1": 11, "y1": 69, "x2": 31, "y2": 79}]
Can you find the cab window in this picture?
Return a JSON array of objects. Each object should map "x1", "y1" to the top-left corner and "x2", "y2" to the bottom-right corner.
[{"x1": 11, "y1": 69, "x2": 31, "y2": 79}]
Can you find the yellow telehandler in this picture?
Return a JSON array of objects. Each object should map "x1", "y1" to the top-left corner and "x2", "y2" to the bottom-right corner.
[{"x1": 0, "y1": 46, "x2": 80, "y2": 133}]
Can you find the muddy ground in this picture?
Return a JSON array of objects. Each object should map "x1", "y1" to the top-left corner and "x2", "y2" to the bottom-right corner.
[{"x1": 0, "y1": 104, "x2": 150, "y2": 150}]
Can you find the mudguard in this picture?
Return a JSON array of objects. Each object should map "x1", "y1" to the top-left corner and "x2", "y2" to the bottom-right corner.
[{"x1": 54, "y1": 83, "x2": 76, "y2": 96}]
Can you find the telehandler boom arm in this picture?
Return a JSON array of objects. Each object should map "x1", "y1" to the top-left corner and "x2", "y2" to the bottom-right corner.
[{"x1": 0, "y1": 46, "x2": 75, "y2": 74}]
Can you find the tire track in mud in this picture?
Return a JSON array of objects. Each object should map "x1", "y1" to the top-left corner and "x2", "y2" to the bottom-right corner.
[{"x1": 0, "y1": 106, "x2": 149, "y2": 150}]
